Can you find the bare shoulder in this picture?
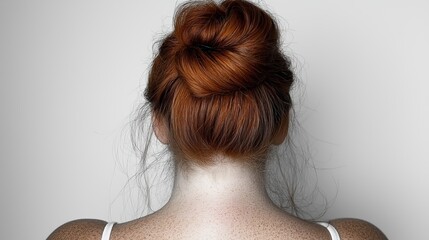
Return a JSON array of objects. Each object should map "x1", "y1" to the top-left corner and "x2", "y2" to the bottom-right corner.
[
  {"x1": 47, "y1": 219, "x2": 107, "y2": 240},
  {"x1": 329, "y1": 218, "x2": 388, "y2": 240}
]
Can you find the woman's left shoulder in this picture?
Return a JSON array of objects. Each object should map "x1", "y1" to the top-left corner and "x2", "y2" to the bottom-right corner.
[
  {"x1": 47, "y1": 219, "x2": 107, "y2": 240},
  {"x1": 329, "y1": 218, "x2": 388, "y2": 240}
]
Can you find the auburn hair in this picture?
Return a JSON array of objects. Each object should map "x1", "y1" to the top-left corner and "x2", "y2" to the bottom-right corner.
[{"x1": 145, "y1": 0, "x2": 294, "y2": 165}]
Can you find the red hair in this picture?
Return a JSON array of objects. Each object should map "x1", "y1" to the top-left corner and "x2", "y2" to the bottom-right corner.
[{"x1": 145, "y1": 0, "x2": 294, "y2": 164}]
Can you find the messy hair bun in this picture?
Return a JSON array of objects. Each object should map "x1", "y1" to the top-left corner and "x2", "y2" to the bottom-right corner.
[
  {"x1": 145, "y1": 0, "x2": 294, "y2": 164},
  {"x1": 174, "y1": 0, "x2": 279, "y2": 97}
]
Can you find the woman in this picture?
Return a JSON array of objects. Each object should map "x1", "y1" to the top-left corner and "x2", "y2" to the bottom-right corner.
[{"x1": 48, "y1": 0, "x2": 387, "y2": 239}]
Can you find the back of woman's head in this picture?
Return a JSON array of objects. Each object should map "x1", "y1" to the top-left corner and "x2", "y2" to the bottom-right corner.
[{"x1": 145, "y1": 0, "x2": 294, "y2": 165}]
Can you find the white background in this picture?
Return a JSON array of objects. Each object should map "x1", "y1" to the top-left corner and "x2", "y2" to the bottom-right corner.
[{"x1": 1, "y1": 0, "x2": 428, "y2": 239}]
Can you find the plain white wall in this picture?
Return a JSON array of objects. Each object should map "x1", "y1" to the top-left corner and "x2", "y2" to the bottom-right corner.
[{"x1": 1, "y1": 0, "x2": 428, "y2": 239}]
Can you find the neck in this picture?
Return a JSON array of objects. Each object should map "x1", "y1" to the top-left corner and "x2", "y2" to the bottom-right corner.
[{"x1": 164, "y1": 156, "x2": 275, "y2": 210}]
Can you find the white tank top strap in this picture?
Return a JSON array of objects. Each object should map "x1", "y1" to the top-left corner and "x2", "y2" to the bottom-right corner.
[
  {"x1": 317, "y1": 222, "x2": 341, "y2": 240},
  {"x1": 101, "y1": 222, "x2": 116, "y2": 240}
]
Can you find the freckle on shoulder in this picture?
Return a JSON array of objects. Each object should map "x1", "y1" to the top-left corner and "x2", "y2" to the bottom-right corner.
[
  {"x1": 47, "y1": 219, "x2": 107, "y2": 240},
  {"x1": 329, "y1": 218, "x2": 388, "y2": 240}
]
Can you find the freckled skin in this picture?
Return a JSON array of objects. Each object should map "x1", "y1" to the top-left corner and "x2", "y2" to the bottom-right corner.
[
  {"x1": 47, "y1": 160, "x2": 388, "y2": 240},
  {"x1": 48, "y1": 219, "x2": 106, "y2": 240},
  {"x1": 107, "y1": 205, "x2": 331, "y2": 240},
  {"x1": 48, "y1": 216, "x2": 387, "y2": 240},
  {"x1": 330, "y1": 219, "x2": 388, "y2": 240}
]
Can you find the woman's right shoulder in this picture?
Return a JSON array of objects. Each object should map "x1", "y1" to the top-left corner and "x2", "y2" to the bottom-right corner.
[
  {"x1": 329, "y1": 218, "x2": 388, "y2": 240},
  {"x1": 47, "y1": 219, "x2": 107, "y2": 240}
]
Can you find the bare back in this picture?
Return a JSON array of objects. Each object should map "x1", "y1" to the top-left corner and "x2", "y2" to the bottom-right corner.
[
  {"x1": 109, "y1": 207, "x2": 331, "y2": 240},
  {"x1": 48, "y1": 204, "x2": 387, "y2": 240}
]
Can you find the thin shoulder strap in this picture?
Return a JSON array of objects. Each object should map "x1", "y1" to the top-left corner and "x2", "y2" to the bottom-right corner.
[
  {"x1": 317, "y1": 222, "x2": 341, "y2": 240},
  {"x1": 101, "y1": 222, "x2": 116, "y2": 240}
]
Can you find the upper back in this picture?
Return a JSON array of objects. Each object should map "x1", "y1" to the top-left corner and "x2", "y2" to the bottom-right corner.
[{"x1": 48, "y1": 216, "x2": 387, "y2": 240}]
